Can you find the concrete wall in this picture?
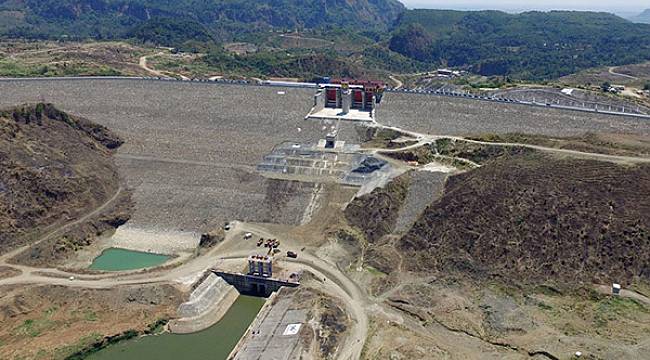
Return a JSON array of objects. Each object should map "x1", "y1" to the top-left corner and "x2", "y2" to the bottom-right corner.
[
  {"x1": 169, "y1": 273, "x2": 239, "y2": 334},
  {"x1": 313, "y1": 90, "x2": 325, "y2": 113},
  {"x1": 214, "y1": 271, "x2": 299, "y2": 297}
]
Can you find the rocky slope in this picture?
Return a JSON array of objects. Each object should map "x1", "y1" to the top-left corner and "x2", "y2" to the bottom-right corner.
[
  {"x1": 400, "y1": 153, "x2": 650, "y2": 285},
  {"x1": 0, "y1": 103, "x2": 127, "y2": 257}
]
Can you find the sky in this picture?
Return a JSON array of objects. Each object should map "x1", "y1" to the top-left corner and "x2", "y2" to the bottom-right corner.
[{"x1": 400, "y1": 0, "x2": 647, "y2": 14}]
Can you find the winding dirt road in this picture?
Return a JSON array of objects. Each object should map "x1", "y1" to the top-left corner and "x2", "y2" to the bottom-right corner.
[
  {"x1": 609, "y1": 66, "x2": 639, "y2": 80},
  {"x1": 0, "y1": 186, "x2": 125, "y2": 264},
  {"x1": 138, "y1": 53, "x2": 190, "y2": 80}
]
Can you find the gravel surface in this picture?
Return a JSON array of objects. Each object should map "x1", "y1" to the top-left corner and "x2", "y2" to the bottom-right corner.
[
  {"x1": 380, "y1": 92, "x2": 650, "y2": 137},
  {"x1": 0, "y1": 80, "x2": 332, "y2": 235},
  {"x1": 394, "y1": 170, "x2": 448, "y2": 233},
  {"x1": 3, "y1": 78, "x2": 647, "y2": 238}
]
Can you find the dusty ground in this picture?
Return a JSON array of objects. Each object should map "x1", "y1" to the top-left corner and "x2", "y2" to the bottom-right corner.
[
  {"x1": 560, "y1": 62, "x2": 650, "y2": 88},
  {"x1": 0, "y1": 284, "x2": 182, "y2": 360},
  {"x1": 469, "y1": 132, "x2": 650, "y2": 157},
  {"x1": 0, "y1": 41, "x2": 153, "y2": 77},
  {"x1": 0, "y1": 266, "x2": 20, "y2": 279},
  {"x1": 362, "y1": 275, "x2": 650, "y2": 359}
]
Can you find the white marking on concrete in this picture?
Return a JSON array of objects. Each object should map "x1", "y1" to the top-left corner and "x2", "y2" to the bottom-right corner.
[{"x1": 282, "y1": 323, "x2": 302, "y2": 336}]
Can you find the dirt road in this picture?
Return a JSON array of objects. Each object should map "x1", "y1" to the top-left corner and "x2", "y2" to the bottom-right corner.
[
  {"x1": 0, "y1": 186, "x2": 125, "y2": 264},
  {"x1": 0, "y1": 221, "x2": 368, "y2": 359},
  {"x1": 138, "y1": 53, "x2": 167, "y2": 77},
  {"x1": 595, "y1": 285, "x2": 650, "y2": 305},
  {"x1": 138, "y1": 53, "x2": 190, "y2": 80},
  {"x1": 609, "y1": 66, "x2": 639, "y2": 80},
  {"x1": 389, "y1": 75, "x2": 403, "y2": 89},
  {"x1": 369, "y1": 123, "x2": 650, "y2": 165}
]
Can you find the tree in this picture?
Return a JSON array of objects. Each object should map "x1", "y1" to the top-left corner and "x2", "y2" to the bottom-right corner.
[
  {"x1": 601, "y1": 81, "x2": 611, "y2": 92},
  {"x1": 388, "y1": 24, "x2": 433, "y2": 62}
]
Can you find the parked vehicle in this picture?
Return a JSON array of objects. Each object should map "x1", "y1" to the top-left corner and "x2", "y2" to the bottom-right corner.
[{"x1": 287, "y1": 251, "x2": 297, "y2": 258}]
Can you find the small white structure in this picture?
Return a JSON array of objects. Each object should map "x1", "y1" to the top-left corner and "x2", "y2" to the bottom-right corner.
[
  {"x1": 575, "y1": 351, "x2": 582, "y2": 358},
  {"x1": 612, "y1": 283, "x2": 621, "y2": 295},
  {"x1": 282, "y1": 323, "x2": 302, "y2": 336},
  {"x1": 561, "y1": 88, "x2": 575, "y2": 96}
]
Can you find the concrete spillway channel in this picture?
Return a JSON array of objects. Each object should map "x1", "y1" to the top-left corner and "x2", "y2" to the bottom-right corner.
[{"x1": 168, "y1": 273, "x2": 240, "y2": 334}]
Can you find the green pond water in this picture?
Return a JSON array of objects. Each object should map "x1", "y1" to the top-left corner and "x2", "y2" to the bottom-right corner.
[
  {"x1": 87, "y1": 295, "x2": 265, "y2": 360},
  {"x1": 89, "y1": 248, "x2": 170, "y2": 271}
]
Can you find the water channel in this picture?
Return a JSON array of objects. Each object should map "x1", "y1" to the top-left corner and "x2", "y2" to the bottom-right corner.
[
  {"x1": 89, "y1": 248, "x2": 171, "y2": 271},
  {"x1": 86, "y1": 295, "x2": 265, "y2": 360}
]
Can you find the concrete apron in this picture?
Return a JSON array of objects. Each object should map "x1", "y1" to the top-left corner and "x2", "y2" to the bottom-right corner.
[{"x1": 168, "y1": 276, "x2": 240, "y2": 334}]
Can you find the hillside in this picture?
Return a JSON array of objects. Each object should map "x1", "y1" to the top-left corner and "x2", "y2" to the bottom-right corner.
[
  {"x1": 632, "y1": 9, "x2": 650, "y2": 24},
  {"x1": 399, "y1": 153, "x2": 650, "y2": 285},
  {"x1": 0, "y1": 103, "x2": 127, "y2": 257},
  {"x1": 389, "y1": 10, "x2": 650, "y2": 80},
  {"x1": 0, "y1": 0, "x2": 405, "y2": 41}
]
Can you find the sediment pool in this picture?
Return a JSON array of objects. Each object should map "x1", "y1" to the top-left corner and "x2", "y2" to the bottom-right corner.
[
  {"x1": 89, "y1": 248, "x2": 171, "y2": 271},
  {"x1": 87, "y1": 295, "x2": 265, "y2": 360}
]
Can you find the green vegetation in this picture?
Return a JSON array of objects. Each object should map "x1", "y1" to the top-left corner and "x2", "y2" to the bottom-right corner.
[
  {"x1": 0, "y1": 59, "x2": 122, "y2": 77},
  {"x1": 12, "y1": 307, "x2": 59, "y2": 337},
  {"x1": 52, "y1": 333, "x2": 103, "y2": 360},
  {"x1": 129, "y1": 17, "x2": 215, "y2": 49},
  {"x1": 364, "y1": 265, "x2": 388, "y2": 277},
  {"x1": 601, "y1": 81, "x2": 612, "y2": 92},
  {"x1": 594, "y1": 296, "x2": 649, "y2": 327},
  {"x1": 2, "y1": 2, "x2": 650, "y2": 81},
  {"x1": 389, "y1": 10, "x2": 650, "y2": 80},
  {"x1": 0, "y1": 0, "x2": 403, "y2": 41},
  {"x1": 152, "y1": 46, "x2": 370, "y2": 80}
]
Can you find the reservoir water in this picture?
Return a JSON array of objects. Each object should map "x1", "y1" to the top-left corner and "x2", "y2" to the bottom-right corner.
[
  {"x1": 89, "y1": 248, "x2": 171, "y2": 271},
  {"x1": 87, "y1": 295, "x2": 265, "y2": 360}
]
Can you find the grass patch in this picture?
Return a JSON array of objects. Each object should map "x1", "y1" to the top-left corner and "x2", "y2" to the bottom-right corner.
[
  {"x1": 0, "y1": 59, "x2": 123, "y2": 77},
  {"x1": 52, "y1": 333, "x2": 103, "y2": 360},
  {"x1": 593, "y1": 296, "x2": 649, "y2": 328},
  {"x1": 364, "y1": 265, "x2": 388, "y2": 277},
  {"x1": 12, "y1": 306, "x2": 60, "y2": 337},
  {"x1": 144, "y1": 318, "x2": 169, "y2": 335},
  {"x1": 13, "y1": 318, "x2": 55, "y2": 337},
  {"x1": 83, "y1": 310, "x2": 98, "y2": 322}
]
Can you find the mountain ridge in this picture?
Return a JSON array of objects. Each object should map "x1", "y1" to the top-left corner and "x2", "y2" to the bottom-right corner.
[{"x1": 0, "y1": 0, "x2": 406, "y2": 40}]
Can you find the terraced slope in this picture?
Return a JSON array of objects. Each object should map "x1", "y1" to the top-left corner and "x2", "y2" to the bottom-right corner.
[{"x1": 400, "y1": 153, "x2": 650, "y2": 284}]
